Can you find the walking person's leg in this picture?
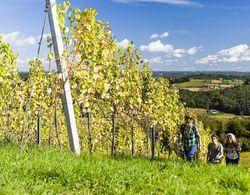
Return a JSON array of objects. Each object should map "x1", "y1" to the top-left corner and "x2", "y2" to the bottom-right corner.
[
  {"x1": 226, "y1": 157, "x2": 239, "y2": 165},
  {"x1": 185, "y1": 144, "x2": 197, "y2": 161}
]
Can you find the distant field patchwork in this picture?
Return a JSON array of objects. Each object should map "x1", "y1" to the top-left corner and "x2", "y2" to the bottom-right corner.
[{"x1": 176, "y1": 79, "x2": 243, "y2": 91}]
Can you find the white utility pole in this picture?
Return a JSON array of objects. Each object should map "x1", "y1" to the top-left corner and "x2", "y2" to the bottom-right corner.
[{"x1": 45, "y1": 0, "x2": 80, "y2": 155}]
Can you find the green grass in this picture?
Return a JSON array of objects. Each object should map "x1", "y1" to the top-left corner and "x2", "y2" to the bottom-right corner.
[
  {"x1": 176, "y1": 79, "x2": 206, "y2": 88},
  {"x1": 175, "y1": 79, "x2": 243, "y2": 91},
  {"x1": 241, "y1": 152, "x2": 250, "y2": 168},
  {"x1": 0, "y1": 143, "x2": 249, "y2": 194},
  {"x1": 192, "y1": 108, "x2": 250, "y2": 119}
]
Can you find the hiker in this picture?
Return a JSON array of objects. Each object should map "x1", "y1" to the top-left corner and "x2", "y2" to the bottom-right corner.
[
  {"x1": 179, "y1": 116, "x2": 201, "y2": 161},
  {"x1": 207, "y1": 135, "x2": 223, "y2": 164},
  {"x1": 224, "y1": 133, "x2": 241, "y2": 165}
]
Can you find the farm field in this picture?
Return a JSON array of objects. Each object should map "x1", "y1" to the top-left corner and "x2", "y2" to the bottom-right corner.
[
  {"x1": 175, "y1": 79, "x2": 243, "y2": 91},
  {"x1": 175, "y1": 79, "x2": 206, "y2": 88},
  {"x1": 191, "y1": 108, "x2": 250, "y2": 119},
  {"x1": 0, "y1": 143, "x2": 249, "y2": 194}
]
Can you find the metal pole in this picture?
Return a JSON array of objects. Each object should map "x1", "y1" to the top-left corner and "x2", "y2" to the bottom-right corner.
[{"x1": 45, "y1": 0, "x2": 80, "y2": 154}]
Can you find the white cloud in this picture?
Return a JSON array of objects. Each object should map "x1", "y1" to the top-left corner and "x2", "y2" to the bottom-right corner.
[
  {"x1": 140, "y1": 40, "x2": 201, "y2": 58},
  {"x1": 196, "y1": 44, "x2": 250, "y2": 64},
  {"x1": 112, "y1": 0, "x2": 202, "y2": 7},
  {"x1": 150, "y1": 32, "x2": 169, "y2": 39},
  {"x1": 187, "y1": 46, "x2": 201, "y2": 55},
  {"x1": 15, "y1": 36, "x2": 37, "y2": 46},
  {"x1": 1, "y1": 31, "x2": 51, "y2": 47},
  {"x1": 150, "y1": 33, "x2": 158, "y2": 39},
  {"x1": 117, "y1": 38, "x2": 130, "y2": 49},
  {"x1": 144, "y1": 56, "x2": 162, "y2": 64},
  {"x1": 217, "y1": 44, "x2": 248, "y2": 56},
  {"x1": 196, "y1": 55, "x2": 217, "y2": 64},
  {"x1": 140, "y1": 40, "x2": 173, "y2": 53},
  {"x1": 173, "y1": 48, "x2": 186, "y2": 58}
]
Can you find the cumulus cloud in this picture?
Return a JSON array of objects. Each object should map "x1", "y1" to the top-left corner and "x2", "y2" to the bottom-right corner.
[
  {"x1": 1, "y1": 31, "x2": 50, "y2": 47},
  {"x1": 140, "y1": 40, "x2": 201, "y2": 58},
  {"x1": 196, "y1": 55, "x2": 218, "y2": 64},
  {"x1": 117, "y1": 38, "x2": 130, "y2": 49},
  {"x1": 15, "y1": 36, "x2": 36, "y2": 46},
  {"x1": 112, "y1": 0, "x2": 202, "y2": 7},
  {"x1": 150, "y1": 34, "x2": 158, "y2": 39},
  {"x1": 196, "y1": 44, "x2": 250, "y2": 64},
  {"x1": 150, "y1": 32, "x2": 169, "y2": 39},
  {"x1": 140, "y1": 40, "x2": 173, "y2": 53},
  {"x1": 187, "y1": 46, "x2": 201, "y2": 55}
]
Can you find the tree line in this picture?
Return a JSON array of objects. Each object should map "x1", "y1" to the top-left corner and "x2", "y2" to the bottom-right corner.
[
  {"x1": 153, "y1": 71, "x2": 250, "y2": 81},
  {"x1": 180, "y1": 85, "x2": 250, "y2": 115}
]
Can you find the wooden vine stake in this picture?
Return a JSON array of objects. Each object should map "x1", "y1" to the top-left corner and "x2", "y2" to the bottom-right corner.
[
  {"x1": 111, "y1": 104, "x2": 117, "y2": 156},
  {"x1": 131, "y1": 114, "x2": 135, "y2": 156},
  {"x1": 6, "y1": 105, "x2": 11, "y2": 141},
  {"x1": 151, "y1": 125, "x2": 155, "y2": 160},
  {"x1": 37, "y1": 111, "x2": 41, "y2": 145},
  {"x1": 87, "y1": 112, "x2": 93, "y2": 154}
]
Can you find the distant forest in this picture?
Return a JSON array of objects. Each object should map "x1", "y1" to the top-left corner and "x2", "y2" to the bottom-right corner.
[
  {"x1": 21, "y1": 71, "x2": 250, "y2": 81},
  {"x1": 179, "y1": 85, "x2": 250, "y2": 115},
  {"x1": 153, "y1": 71, "x2": 250, "y2": 84},
  {"x1": 153, "y1": 71, "x2": 250, "y2": 115}
]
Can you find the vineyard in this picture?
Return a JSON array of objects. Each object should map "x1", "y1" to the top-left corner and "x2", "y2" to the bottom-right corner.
[
  {"x1": 1, "y1": 1, "x2": 250, "y2": 194},
  {"x1": 0, "y1": 2, "x2": 212, "y2": 159}
]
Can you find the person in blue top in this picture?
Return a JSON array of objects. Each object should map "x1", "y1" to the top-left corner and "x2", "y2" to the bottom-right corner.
[{"x1": 179, "y1": 116, "x2": 201, "y2": 161}]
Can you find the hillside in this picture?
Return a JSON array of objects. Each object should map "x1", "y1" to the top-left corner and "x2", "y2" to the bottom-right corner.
[{"x1": 0, "y1": 143, "x2": 249, "y2": 194}]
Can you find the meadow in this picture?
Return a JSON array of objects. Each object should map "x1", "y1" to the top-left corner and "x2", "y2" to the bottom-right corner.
[
  {"x1": 175, "y1": 79, "x2": 206, "y2": 88},
  {"x1": 0, "y1": 143, "x2": 249, "y2": 194},
  {"x1": 191, "y1": 108, "x2": 244, "y2": 119},
  {"x1": 175, "y1": 79, "x2": 243, "y2": 91}
]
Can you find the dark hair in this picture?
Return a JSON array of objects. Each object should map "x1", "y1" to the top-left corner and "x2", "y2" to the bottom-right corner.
[
  {"x1": 211, "y1": 134, "x2": 217, "y2": 139},
  {"x1": 185, "y1": 116, "x2": 193, "y2": 120}
]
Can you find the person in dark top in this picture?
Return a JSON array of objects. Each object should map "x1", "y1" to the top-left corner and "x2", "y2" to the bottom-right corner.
[
  {"x1": 224, "y1": 133, "x2": 241, "y2": 165},
  {"x1": 179, "y1": 116, "x2": 201, "y2": 161},
  {"x1": 207, "y1": 135, "x2": 223, "y2": 164}
]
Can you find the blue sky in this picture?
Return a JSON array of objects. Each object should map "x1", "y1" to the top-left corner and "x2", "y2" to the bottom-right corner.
[{"x1": 1, "y1": 0, "x2": 250, "y2": 71}]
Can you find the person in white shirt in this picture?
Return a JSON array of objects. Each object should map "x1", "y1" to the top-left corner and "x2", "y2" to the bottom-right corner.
[{"x1": 224, "y1": 133, "x2": 241, "y2": 165}]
